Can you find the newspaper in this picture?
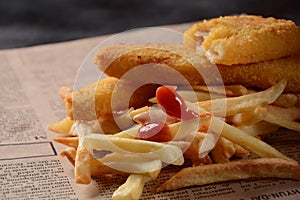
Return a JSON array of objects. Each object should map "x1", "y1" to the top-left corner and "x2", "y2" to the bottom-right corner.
[{"x1": 0, "y1": 22, "x2": 299, "y2": 200}]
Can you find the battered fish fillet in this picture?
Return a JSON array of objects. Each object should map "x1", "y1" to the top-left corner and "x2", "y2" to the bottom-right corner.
[
  {"x1": 64, "y1": 77, "x2": 118, "y2": 120},
  {"x1": 184, "y1": 15, "x2": 300, "y2": 65},
  {"x1": 94, "y1": 43, "x2": 222, "y2": 86},
  {"x1": 94, "y1": 44, "x2": 300, "y2": 93},
  {"x1": 219, "y1": 54, "x2": 300, "y2": 93},
  {"x1": 64, "y1": 76, "x2": 157, "y2": 121}
]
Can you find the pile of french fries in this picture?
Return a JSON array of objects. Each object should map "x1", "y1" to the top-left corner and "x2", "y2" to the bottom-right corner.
[{"x1": 49, "y1": 78, "x2": 300, "y2": 200}]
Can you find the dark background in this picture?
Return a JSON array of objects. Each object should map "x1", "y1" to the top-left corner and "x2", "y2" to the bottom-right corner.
[{"x1": 1, "y1": 0, "x2": 300, "y2": 49}]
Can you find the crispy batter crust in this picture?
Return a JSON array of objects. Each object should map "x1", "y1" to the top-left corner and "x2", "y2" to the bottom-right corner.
[
  {"x1": 94, "y1": 43, "x2": 222, "y2": 87},
  {"x1": 218, "y1": 54, "x2": 300, "y2": 93},
  {"x1": 157, "y1": 158, "x2": 300, "y2": 192},
  {"x1": 184, "y1": 15, "x2": 300, "y2": 65},
  {"x1": 65, "y1": 77, "x2": 158, "y2": 121},
  {"x1": 94, "y1": 44, "x2": 300, "y2": 93},
  {"x1": 65, "y1": 77, "x2": 118, "y2": 120}
]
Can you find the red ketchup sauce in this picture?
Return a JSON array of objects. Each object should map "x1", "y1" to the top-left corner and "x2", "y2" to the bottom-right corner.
[
  {"x1": 137, "y1": 122, "x2": 173, "y2": 142},
  {"x1": 156, "y1": 86, "x2": 199, "y2": 120},
  {"x1": 136, "y1": 86, "x2": 200, "y2": 142}
]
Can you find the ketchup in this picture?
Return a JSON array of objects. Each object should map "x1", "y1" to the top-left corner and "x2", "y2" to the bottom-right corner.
[
  {"x1": 136, "y1": 86, "x2": 201, "y2": 143},
  {"x1": 156, "y1": 86, "x2": 199, "y2": 120},
  {"x1": 136, "y1": 122, "x2": 172, "y2": 142}
]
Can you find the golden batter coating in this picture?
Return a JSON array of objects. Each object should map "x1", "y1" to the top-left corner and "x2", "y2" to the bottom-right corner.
[
  {"x1": 65, "y1": 77, "x2": 118, "y2": 120},
  {"x1": 94, "y1": 43, "x2": 223, "y2": 86},
  {"x1": 64, "y1": 77, "x2": 157, "y2": 121},
  {"x1": 94, "y1": 44, "x2": 300, "y2": 93},
  {"x1": 184, "y1": 15, "x2": 300, "y2": 65},
  {"x1": 218, "y1": 54, "x2": 300, "y2": 93}
]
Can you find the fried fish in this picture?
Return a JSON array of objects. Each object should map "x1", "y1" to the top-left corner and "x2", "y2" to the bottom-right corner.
[{"x1": 184, "y1": 15, "x2": 300, "y2": 65}]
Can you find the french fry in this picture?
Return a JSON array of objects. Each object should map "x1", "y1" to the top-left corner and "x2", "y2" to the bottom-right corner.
[
  {"x1": 209, "y1": 117, "x2": 293, "y2": 161},
  {"x1": 113, "y1": 125, "x2": 141, "y2": 139},
  {"x1": 266, "y1": 105, "x2": 300, "y2": 121},
  {"x1": 273, "y1": 93, "x2": 298, "y2": 108},
  {"x1": 48, "y1": 117, "x2": 74, "y2": 135},
  {"x1": 74, "y1": 122, "x2": 93, "y2": 184},
  {"x1": 259, "y1": 108, "x2": 300, "y2": 132},
  {"x1": 157, "y1": 158, "x2": 300, "y2": 192},
  {"x1": 177, "y1": 90, "x2": 224, "y2": 102},
  {"x1": 60, "y1": 148, "x2": 77, "y2": 166},
  {"x1": 211, "y1": 137, "x2": 236, "y2": 163},
  {"x1": 54, "y1": 137, "x2": 79, "y2": 147},
  {"x1": 192, "y1": 84, "x2": 248, "y2": 96},
  {"x1": 197, "y1": 80, "x2": 287, "y2": 117},
  {"x1": 235, "y1": 105, "x2": 300, "y2": 136},
  {"x1": 232, "y1": 143, "x2": 249, "y2": 157},
  {"x1": 98, "y1": 153, "x2": 162, "y2": 176},
  {"x1": 75, "y1": 145, "x2": 92, "y2": 184},
  {"x1": 83, "y1": 134, "x2": 185, "y2": 165},
  {"x1": 132, "y1": 107, "x2": 178, "y2": 125},
  {"x1": 112, "y1": 174, "x2": 150, "y2": 200},
  {"x1": 129, "y1": 106, "x2": 150, "y2": 119},
  {"x1": 230, "y1": 105, "x2": 300, "y2": 127},
  {"x1": 60, "y1": 147, "x2": 126, "y2": 176},
  {"x1": 184, "y1": 132, "x2": 213, "y2": 166},
  {"x1": 237, "y1": 121, "x2": 280, "y2": 137},
  {"x1": 228, "y1": 108, "x2": 265, "y2": 126}
]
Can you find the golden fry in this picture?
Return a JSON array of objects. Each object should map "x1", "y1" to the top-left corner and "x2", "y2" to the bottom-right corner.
[
  {"x1": 198, "y1": 80, "x2": 286, "y2": 117},
  {"x1": 157, "y1": 158, "x2": 300, "y2": 192},
  {"x1": 273, "y1": 93, "x2": 298, "y2": 108},
  {"x1": 232, "y1": 143, "x2": 249, "y2": 157},
  {"x1": 48, "y1": 117, "x2": 74, "y2": 135},
  {"x1": 184, "y1": 132, "x2": 213, "y2": 166},
  {"x1": 211, "y1": 137, "x2": 236, "y2": 163},
  {"x1": 60, "y1": 147, "x2": 125, "y2": 176},
  {"x1": 228, "y1": 108, "x2": 264, "y2": 126},
  {"x1": 259, "y1": 108, "x2": 300, "y2": 132},
  {"x1": 54, "y1": 137, "x2": 79, "y2": 147},
  {"x1": 209, "y1": 117, "x2": 293, "y2": 161},
  {"x1": 192, "y1": 84, "x2": 248, "y2": 97},
  {"x1": 112, "y1": 174, "x2": 149, "y2": 200},
  {"x1": 237, "y1": 121, "x2": 280, "y2": 137},
  {"x1": 75, "y1": 145, "x2": 92, "y2": 184},
  {"x1": 60, "y1": 148, "x2": 77, "y2": 166},
  {"x1": 266, "y1": 105, "x2": 300, "y2": 121}
]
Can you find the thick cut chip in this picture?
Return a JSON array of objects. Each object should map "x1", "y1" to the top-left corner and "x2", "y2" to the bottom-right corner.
[
  {"x1": 54, "y1": 137, "x2": 79, "y2": 147},
  {"x1": 112, "y1": 174, "x2": 150, "y2": 200},
  {"x1": 157, "y1": 158, "x2": 300, "y2": 192},
  {"x1": 48, "y1": 117, "x2": 74, "y2": 135},
  {"x1": 211, "y1": 137, "x2": 236, "y2": 163},
  {"x1": 197, "y1": 80, "x2": 286, "y2": 117},
  {"x1": 209, "y1": 117, "x2": 293, "y2": 161},
  {"x1": 83, "y1": 134, "x2": 184, "y2": 165},
  {"x1": 60, "y1": 147, "x2": 126, "y2": 176}
]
